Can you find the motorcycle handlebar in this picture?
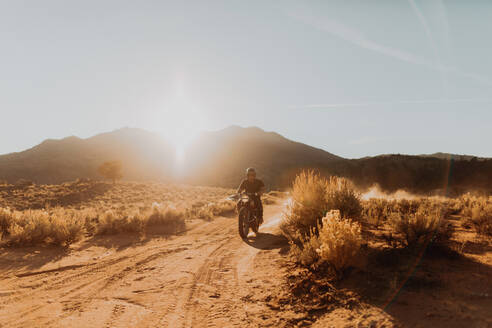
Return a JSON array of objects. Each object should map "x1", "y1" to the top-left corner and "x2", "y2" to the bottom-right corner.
[{"x1": 228, "y1": 192, "x2": 261, "y2": 200}]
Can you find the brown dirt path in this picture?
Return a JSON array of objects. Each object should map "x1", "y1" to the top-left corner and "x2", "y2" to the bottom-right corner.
[
  {"x1": 1, "y1": 198, "x2": 490, "y2": 328},
  {"x1": 0, "y1": 200, "x2": 291, "y2": 328}
]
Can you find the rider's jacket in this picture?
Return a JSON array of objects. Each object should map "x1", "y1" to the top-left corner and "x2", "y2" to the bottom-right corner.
[{"x1": 237, "y1": 178, "x2": 264, "y2": 194}]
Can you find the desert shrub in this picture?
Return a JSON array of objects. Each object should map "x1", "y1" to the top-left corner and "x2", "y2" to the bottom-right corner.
[
  {"x1": 194, "y1": 207, "x2": 214, "y2": 221},
  {"x1": 394, "y1": 199, "x2": 420, "y2": 215},
  {"x1": 146, "y1": 205, "x2": 186, "y2": 233},
  {"x1": 0, "y1": 208, "x2": 14, "y2": 236},
  {"x1": 5, "y1": 209, "x2": 84, "y2": 246},
  {"x1": 208, "y1": 200, "x2": 236, "y2": 217},
  {"x1": 459, "y1": 195, "x2": 491, "y2": 237},
  {"x1": 47, "y1": 210, "x2": 85, "y2": 245},
  {"x1": 281, "y1": 171, "x2": 328, "y2": 239},
  {"x1": 432, "y1": 220, "x2": 454, "y2": 247},
  {"x1": 469, "y1": 204, "x2": 492, "y2": 237},
  {"x1": 0, "y1": 182, "x2": 238, "y2": 246},
  {"x1": 459, "y1": 193, "x2": 481, "y2": 213},
  {"x1": 444, "y1": 198, "x2": 463, "y2": 216},
  {"x1": 316, "y1": 210, "x2": 362, "y2": 275},
  {"x1": 96, "y1": 205, "x2": 186, "y2": 235},
  {"x1": 187, "y1": 200, "x2": 236, "y2": 221},
  {"x1": 281, "y1": 171, "x2": 361, "y2": 240},
  {"x1": 80, "y1": 208, "x2": 99, "y2": 235},
  {"x1": 325, "y1": 176, "x2": 362, "y2": 219},
  {"x1": 362, "y1": 198, "x2": 391, "y2": 227},
  {"x1": 96, "y1": 211, "x2": 119, "y2": 235},
  {"x1": 389, "y1": 205, "x2": 450, "y2": 248},
  {"x1": 95, "y1": 210, "x2": 144, "y2": 235},
  {"x1": 289, "y1": 210, "x2": 362, "y2": 276},
  {"x1": 289, "y1": 233, "x2": 321, "y2": 267}
]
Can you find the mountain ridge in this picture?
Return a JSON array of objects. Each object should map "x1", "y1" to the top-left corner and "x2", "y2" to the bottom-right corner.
[{"x1": 1, "y1": 126, "x2": 491, "y2": 195}]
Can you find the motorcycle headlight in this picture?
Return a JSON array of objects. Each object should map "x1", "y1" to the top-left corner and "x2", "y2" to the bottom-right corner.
[{"x1": 241, "y1": 195, "x2": 249, "y2": 202}]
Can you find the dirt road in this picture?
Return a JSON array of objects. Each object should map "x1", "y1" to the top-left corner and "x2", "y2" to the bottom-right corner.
[{"x1": 0, "y1": 201, "x2": 290, "y2": 328}]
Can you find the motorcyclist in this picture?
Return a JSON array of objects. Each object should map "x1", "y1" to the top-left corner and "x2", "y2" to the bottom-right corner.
[{"x1": 236, "y1": 167, "x2": 265, "y2": 224}]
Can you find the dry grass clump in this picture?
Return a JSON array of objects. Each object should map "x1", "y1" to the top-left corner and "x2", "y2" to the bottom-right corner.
[
  {"x1": 394, "y1": 198, "x2": 421, "y2": 215},
  {"x1": 289, "y1": 210, "x2": 362, "y2": 276},
  {"x1": 459, "y1": 194, "x2": 492, "y2": 237},
  {"x1": 362, "y1": 198, "x2": 391, "y2": 227},
  {"x1": 188, "y1": 200, "x2": 236, "y2": 221},
  {"x1": 1, "y1": 208, "x2": 84, "y2": 246},
  {"x1": 290, "y1": 234, "x2": 322, "y2": 267},
  {"x1": 0, "y1": 199, "x2": 239, "y2": 247},
  {"x1": 0, "y1": 204, "x2": 188, "y2": 246},
  {"x1": 0, "y1": 208, "x2": 13, "y2": 237},
  {"x1": 207, "y1": 200, "x2": 237, "y2": 217},
  {"x1": 389, "y1": 204, "x2": 452, "y2": 248},
  {"x1": 147, "y1": 205, "x2": 185, "y2": 227},
  {"x1": 0, "y1": 200, "x2": 236, "y2": 247},
  {"x1": 360, "y1": 197, "x2": 455, "y2": 251},
  {"x1": 325, "y1": 176, "x2": 362, "y2": 219},
  {"x1": 282, "y1": 170, "x2": 328, "y2": 238},
  {"x1": 96, "y1": 205, "x2": 186, "y2": 235},
  {"x1": 193, "y1": 207, "x2": 214, "y2": 221},
  {"x1": 95, "y1": 210, "x2": 146, "y2": 235},
  {"x1": 0, "y1": 181, "x2": 265, "y2": 247},
  {"x1": 0, "y1": 181, "x2": 242, "y2": 247},
  {"x1": 316, "y1": 210, "x2": 362, "y2": 274},
  {"x1": 468, "y1": 204, "x2": 492, "y2": 237},
  {"x1": 281, "y1": 171, "x2": 361, "y2": 240}
]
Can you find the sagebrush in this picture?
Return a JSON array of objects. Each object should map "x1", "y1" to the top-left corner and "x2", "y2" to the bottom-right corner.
[
  {"x1": 289, "y1": 210, "x2": 362, "y2": 275},
  {"x1": 0, "y1": 208, "x2": 84, "y2": 246},
  {"x1": 281, "y1": 170, "x2": 361, "y2": 240}
]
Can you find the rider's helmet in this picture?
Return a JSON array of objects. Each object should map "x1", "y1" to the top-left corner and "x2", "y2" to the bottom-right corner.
[{"x1": 246, "y1": 167, "x2": 256, "y2": 176}]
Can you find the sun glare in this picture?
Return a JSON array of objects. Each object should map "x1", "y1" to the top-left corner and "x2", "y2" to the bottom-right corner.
[
  {"x1": 145, "y1": 74, "x2": 209, "y2": 171},
  {"x1": 156, "y1": 95, "x2": 206, "y2": 167}
]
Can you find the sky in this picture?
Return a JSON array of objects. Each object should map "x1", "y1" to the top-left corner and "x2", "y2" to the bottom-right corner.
[{"x1": 1, "y1": 0, "x2": 491, "y2": 158}]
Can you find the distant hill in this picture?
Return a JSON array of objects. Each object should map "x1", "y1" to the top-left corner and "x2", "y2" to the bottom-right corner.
[
  {"x1": 418, "y1": 152, "x2": 489, "y2": 161},
  {"x1": 181, "y1": 126, "x2": 342, "y2": 188},
  {"x1": 1, "y1": 126, "x2": 491, "y2": 195},
  {"x1": 0, "y1": 128, "x2": 175, "y2": 184},
  {"x1": 341, "y1": 154, "x2": 492, "y2": 195}
]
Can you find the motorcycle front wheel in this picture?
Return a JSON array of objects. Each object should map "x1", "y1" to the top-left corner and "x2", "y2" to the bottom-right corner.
[
  {"x1": 238, "y1": 208, "x2": 250, "y2": 239},
  {"x1": 251, "y1": 217, "x2": 259, "y2": 234}
]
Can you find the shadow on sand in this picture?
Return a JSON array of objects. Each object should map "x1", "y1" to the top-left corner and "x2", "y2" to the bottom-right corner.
[
  {"x1": 339, "y1": 245, "x2": 492, "y2": 327},
  {"x1": 0, "y1": 246, "x2": 71, "y2": 273},
  {"x1": 77, "y1": 228, "x2": 187, "y2": 253},
  {"x1": 243, "y1": 232, "x2": 289, "y2": 251}
]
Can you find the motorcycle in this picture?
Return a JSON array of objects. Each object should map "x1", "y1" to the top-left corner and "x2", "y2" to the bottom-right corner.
[{"x1": 229, "y1": 192, "x2": 261, "y2": 239}]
